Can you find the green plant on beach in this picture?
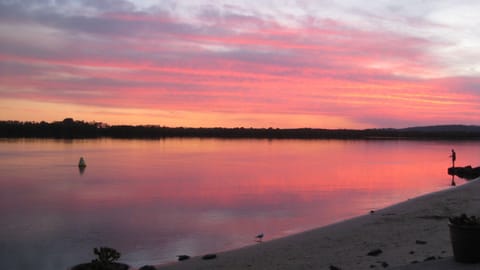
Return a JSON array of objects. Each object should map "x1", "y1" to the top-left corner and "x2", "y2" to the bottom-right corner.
[
  {"x1": 89, "y1": 247, "x2": 122, "y2": 270},
  {"x1": 92, "y1": 247, "x2": 121, "y2": 264},
  {"x1": 72, "y1": 247, "x2": 128, "y2": 270},
  {"x1": 449, "y1": 214, "x2": 480, "y2": 226}
]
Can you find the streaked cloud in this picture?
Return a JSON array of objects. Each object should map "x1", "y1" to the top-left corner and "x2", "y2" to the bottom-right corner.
[{"x1": 0, "y1": 0, "x2": 479, "y2": 128}]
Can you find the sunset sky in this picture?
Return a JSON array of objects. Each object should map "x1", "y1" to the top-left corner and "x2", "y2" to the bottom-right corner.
[{"x1": 1, "y1": 0, "x2": 479, "y2": 128}]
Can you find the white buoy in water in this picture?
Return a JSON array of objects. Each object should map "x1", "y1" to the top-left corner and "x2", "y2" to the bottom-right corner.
[{"x1": 78, "y1": 157, "x2": 87, "y2": 168}]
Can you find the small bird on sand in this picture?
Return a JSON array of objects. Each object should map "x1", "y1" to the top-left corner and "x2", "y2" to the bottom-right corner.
[{"x1": 255, "y1": 233, "x2": 264, "y2": 242}]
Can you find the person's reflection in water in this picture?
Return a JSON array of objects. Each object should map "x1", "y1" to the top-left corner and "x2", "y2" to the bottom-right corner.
[{"x1": 449, "y1": 149, "x2": 456, "y2": 186}]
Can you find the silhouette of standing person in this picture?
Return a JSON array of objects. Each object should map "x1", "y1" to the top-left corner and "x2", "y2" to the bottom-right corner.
[{"x1": 450, "y1": 149, "x2": 456, "y2": 168}]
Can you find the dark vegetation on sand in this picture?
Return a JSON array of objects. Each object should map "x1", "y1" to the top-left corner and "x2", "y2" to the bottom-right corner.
[
  {"x1": 71, "y1": 247, "x2": 129, "y2": 270},
  {"x1": 2, "y1": 118, "x2": 480, "y2": 140}
]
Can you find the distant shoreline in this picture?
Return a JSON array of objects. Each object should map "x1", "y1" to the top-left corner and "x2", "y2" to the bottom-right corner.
[{"x1": 2, "y1": 119, "x2": 480, "y2": 140}]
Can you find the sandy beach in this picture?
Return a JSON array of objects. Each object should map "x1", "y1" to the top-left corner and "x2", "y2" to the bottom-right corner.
[{"x1": 153, "y1": 178, "x2": 480, "y2": 270}]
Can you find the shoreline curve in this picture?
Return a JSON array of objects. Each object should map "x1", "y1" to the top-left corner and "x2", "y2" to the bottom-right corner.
[{"x1": 152, "y1": 178, "x2": 480, "y2": 270}]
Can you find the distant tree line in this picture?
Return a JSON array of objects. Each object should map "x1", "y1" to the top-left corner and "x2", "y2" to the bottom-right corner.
[{"x1": 1, "y1": 118, "x2": 480, "y2": 140}]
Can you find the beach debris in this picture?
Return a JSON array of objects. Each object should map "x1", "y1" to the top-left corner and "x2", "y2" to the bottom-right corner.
[
  {"x1": 370, "y1": 210, "x2": 375, "y2": 214},
  {"x1": 202, "y1": 254, "x2": 217, "y2": 260},
  {"x1": 417, "y1": 215, "x2": 448, "y2": 220},
  {"x1": 374, "y1": 261, "x2": 389, "y2": 268},
  {"x1": 415, "y1": 240, "x2": 427, "y2": 245},
  {"x1": 329, "y1": 265, "x2": 342, "y2": 270},
  {"x1": 367, "y1": 249, "x2": 383, "y2": 256},
  {"x1": 177, "y1": 255, "x2": 190, "y2": 261},
  {"x1": 370, "y1": 261, "x2": 389, "y2": 268},
  {"x1": 449, "y1": 214, "x2": 480, "y2": 226},
  {"x1": 78, "y1": 157, "x2": 87, "y2": 168},
  {"x1": 424, "y1": 256, "x2": 436, "y2": 261},
  {"x1": 255, "y1": 232, "x2": 264, "y2": 242},
  {"x1": 139, "y1": 265, "x2": 156, "y2": 270}
]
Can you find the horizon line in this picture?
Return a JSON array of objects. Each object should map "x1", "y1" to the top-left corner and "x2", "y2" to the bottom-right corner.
[{"x1": 2, "y1": 118, "x2": 480, "y2": 131}]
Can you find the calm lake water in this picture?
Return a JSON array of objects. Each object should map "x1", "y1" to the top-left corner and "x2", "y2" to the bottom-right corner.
[{"x1": 0, "y1": 138, "x2": 479, "y2": 269}]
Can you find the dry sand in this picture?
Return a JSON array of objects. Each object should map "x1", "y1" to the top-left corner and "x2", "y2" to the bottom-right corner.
[{"x1": 154, "y1": 178, "x2": 480, "y2": 270}]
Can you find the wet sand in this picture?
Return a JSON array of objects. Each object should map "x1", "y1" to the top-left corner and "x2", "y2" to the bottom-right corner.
[{"x1": 154, "y1": 178, "x2": 480, "y2": 270}]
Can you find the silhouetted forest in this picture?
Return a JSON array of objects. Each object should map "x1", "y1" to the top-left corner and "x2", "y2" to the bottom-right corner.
[{"x1": 1, "y1": 118, "x2": 480, "y2": 139}]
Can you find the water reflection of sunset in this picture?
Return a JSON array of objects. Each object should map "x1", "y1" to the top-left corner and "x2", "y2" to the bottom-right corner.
[
  {"x1": 1, "y1": 139, "x2": 479, "y2": 269},
  {"x1": 72, "y1": 140, "x2": 454, "y2": 204}
]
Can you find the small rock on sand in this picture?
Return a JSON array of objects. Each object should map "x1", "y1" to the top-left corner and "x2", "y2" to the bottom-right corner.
[
  {"x1": 424, "y1": 256, "x2": 436, "y2": 261},
  {"x1": 367, "y1": 249, "x2": 383, "y2": 256},
  {"x1": 139, "y1": 266, "x2": 156, "y2": 270},
  {"x1": 202, "y1": 254, "x2": 217, "y2": 260},
  {"x1": 177, "y1": 255, "x2": 190, "y2": 261}
]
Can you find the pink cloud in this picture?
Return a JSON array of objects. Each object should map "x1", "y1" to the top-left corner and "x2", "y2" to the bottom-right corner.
[{"x1": 1, "y1": 2, "x2": 479, "y2": 128}]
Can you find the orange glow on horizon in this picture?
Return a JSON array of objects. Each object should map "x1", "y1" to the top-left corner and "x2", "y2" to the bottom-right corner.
[{"x1": 1, "y1": 2, "x2": 480, "y2": 128}]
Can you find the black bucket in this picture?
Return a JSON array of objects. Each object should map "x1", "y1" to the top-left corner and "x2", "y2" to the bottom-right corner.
[{"x1": 449, "y1": 222, "x2": 480, "y2": 263}]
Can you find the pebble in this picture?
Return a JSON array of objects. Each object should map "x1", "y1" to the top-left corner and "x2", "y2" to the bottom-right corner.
[
  {"x1": 202, "y1": 254, "x2": 217, "y2": 260},
  {"x1": 367, "y1": 249, "x2": 383, "y2": 256},
  {"x1": 177, "y1": 255, "x2": 190, "y2": 261},
  {"x1": 139, "y1": 266, "x2": 156, "y2": 270}
]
